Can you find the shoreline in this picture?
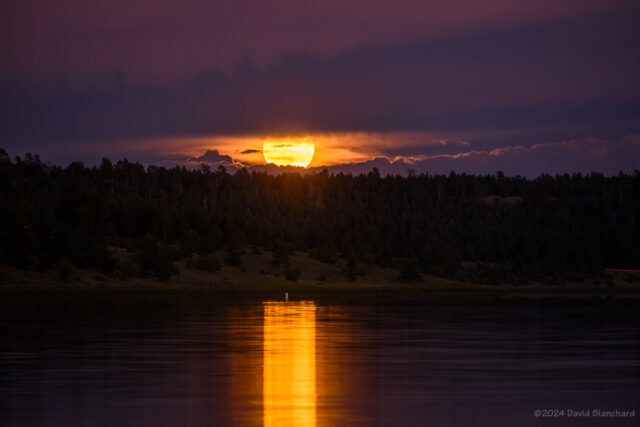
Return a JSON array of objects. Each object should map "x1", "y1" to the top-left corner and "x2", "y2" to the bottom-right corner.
[
  {"x1": 3, "y1": 250, "x2": 639, "y2": 299},
  {"x1": 2, "y1": 275, "x2": 639, "y2": 301}
]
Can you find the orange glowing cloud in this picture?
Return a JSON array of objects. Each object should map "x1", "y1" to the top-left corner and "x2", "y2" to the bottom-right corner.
[
  {"x1": 60, "y1": 131, "x2": 493, "y2": 168},
  {"x1": 157, "y1": 133, "x2": 380, "y2": 166},
  {"x1": 177, "y1": 132, "x2": 480, "y2": 167}
]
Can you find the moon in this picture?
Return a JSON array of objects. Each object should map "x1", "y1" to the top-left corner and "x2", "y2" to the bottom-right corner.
[{"x1": 262, "y1": 140, "x2": 315, "y2": 167}]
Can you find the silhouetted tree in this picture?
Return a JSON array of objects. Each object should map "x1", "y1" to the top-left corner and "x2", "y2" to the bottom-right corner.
[{"x1": 1, "y1": 147, "x2": 638, "y2": 284}]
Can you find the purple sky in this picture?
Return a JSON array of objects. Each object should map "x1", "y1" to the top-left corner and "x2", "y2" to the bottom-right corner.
[{"x1": 1, "y1": 0, "x2": 639, "y2": 176}]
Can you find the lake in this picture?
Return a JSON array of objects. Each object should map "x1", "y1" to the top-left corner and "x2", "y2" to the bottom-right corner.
[{"x1": 1, "y1": 295, "x2": 638, "y2": 426}]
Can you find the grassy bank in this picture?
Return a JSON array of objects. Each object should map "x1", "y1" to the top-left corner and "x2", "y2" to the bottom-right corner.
[{"x1": 2, "y1": 249, "x2": 639, "y2": 299}]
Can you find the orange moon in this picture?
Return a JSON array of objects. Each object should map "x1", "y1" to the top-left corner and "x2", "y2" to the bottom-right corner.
[{"x1": 262, "y1": 139, "x2": 315, "y2": 167}]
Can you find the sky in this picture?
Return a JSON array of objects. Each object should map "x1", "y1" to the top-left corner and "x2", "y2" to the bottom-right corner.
[{"x1": 1, "y1": 0, "x2": 639, "y2": 176}]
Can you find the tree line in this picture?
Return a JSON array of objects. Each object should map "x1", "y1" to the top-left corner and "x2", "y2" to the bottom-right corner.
[{"x1": 1, "y1": 149, "x2": 638, "y2": 284}]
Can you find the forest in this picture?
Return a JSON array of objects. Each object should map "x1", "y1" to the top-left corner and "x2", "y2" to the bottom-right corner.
[{"x1": 1, "y1": 149, "x2": 639, "y2": 285}]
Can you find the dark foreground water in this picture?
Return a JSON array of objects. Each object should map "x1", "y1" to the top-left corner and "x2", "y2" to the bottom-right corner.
[{"x1": 1, "y1": 296, "x2": 638, "y2": 426}]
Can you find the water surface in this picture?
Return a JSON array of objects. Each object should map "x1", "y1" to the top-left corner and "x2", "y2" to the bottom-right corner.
[{"x1": 1, "y1": 296, "x2": 638, "y2": 426}]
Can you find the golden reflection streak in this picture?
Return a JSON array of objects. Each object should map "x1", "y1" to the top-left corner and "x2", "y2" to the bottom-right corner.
[{"x1": 263, "y1": 301, "x2": 316, "y2": 427}]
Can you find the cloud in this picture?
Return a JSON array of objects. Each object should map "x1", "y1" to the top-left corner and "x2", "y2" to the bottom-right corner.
[
  {"x1": 188, "y1": 149, "x2": 233, "y2": 164},
  {"x1": 181, "y1": 148, "x2": 254, "y2": 169},
  {"x1": 431, "y1": 139, "x2": 471, "y2": 147},
  {"x1": 151, "y1": 134, "x2": 640, "y2": 178},
  {"x1": 1, "y1": 0, "x2": 629, "y2": 82},
  {"x1": 2, "y1": 7, "x2": 638, "y2": 154},
  {"x1": 380, "y1": 134, "x2": 640, "y2": 177},
  {"x1": 1, "y1": 2, "x2": 638, "y2": 173}
]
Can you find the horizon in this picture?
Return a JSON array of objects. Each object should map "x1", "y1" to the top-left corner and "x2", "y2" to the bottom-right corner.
[{"x1": 4, "y1": 136, "x2": 640, "y2": 179}]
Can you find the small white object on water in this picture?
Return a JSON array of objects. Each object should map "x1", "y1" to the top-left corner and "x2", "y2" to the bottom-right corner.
[{"x1": 285, "y1": 292, "x2": 289, "y2": 301}]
